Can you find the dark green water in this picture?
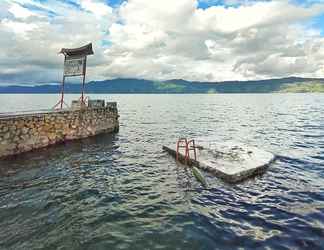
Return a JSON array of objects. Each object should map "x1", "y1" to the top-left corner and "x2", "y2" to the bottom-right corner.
[{"x1": 0, "y1": 94, "x2": 323, "y2": 249}]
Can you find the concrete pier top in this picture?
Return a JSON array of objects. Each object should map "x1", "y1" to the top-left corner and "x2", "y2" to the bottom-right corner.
[
  {"x1": 0, "y1": 102, "x2": 118, "y2": 119},
  {"x1": 0, "y1": 109, "x2": 68, "y2": 119}
]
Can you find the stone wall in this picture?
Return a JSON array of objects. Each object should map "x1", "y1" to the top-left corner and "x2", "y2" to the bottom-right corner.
[{"x1": 0, "y1": 102, "x2": 119, "y2": 158}]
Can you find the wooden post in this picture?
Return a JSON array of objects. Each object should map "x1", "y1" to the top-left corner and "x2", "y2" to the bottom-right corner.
[
  {"x1": 81, "y1": 56, "x2": 87, "y2": 106},
  {"x1": 60, "y1": 75, "x2": 66, "y2": 109},
  {"x1": 53, "y1": 72, "x2": 66, "y2": 109}
]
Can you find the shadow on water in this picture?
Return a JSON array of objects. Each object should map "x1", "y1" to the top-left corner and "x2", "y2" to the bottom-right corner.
[{"x1": 0, "y1": 133, "x2": 121, "y2": 199}]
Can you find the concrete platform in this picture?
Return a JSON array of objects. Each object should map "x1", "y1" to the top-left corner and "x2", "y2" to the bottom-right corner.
[{"x1": 163, "y1": 140, "x2": 276, "y2": 183}]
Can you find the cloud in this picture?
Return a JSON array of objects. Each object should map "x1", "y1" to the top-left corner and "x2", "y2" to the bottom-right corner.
[
  {"x1": 0, "y1": 0, "x2": 115, "y2": 84},
  {"x1": 104, "y1": 0, "x2": 324, "y2": 81},
  {"x1": 0, "y1": 0, "x2": 324, "y2": 84},
  {"x1": 80, "y1": 0, "x2": 113, "y2": 17},
  {"x1": 8, "y1": 2, "x2": 37, "y2": 19},
  {"x1": 1, "y1": 19, "x2": 38, "y2": 36}
]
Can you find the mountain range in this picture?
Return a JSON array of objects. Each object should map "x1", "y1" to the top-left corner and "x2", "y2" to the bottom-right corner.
[{"x1": 1, "y1": 77, "x2": 324, "y2": 93}]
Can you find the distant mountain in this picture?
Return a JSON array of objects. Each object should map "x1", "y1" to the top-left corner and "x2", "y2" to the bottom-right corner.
[{"x1": 1, "y1": 77, "x2": 324, "y2": 93}]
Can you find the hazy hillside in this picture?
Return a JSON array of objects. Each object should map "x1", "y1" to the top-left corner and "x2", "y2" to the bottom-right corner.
[
  {"x1": 277, "y1": 82, "x2": 324, "y2": 93},
  {"x1": 1, "y1": 77, "x2": 324, "y2": 93}
]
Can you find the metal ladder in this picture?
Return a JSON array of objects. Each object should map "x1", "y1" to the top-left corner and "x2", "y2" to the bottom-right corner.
[{"x1": 176, "y1": 138, "x2": 197, "y2": 164}]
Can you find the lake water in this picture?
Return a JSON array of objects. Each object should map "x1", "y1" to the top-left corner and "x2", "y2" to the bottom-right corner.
[{"x1": 0, "y1": 94, "x2": 323, "y2": 250}]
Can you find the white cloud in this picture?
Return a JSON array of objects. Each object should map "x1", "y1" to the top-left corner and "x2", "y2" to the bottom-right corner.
[
  {"x1": 0, "y1": 0, "x2": 115, "y2": 83},
  {"x1": 80, "y1": 0, "x2": 113, "y2": 17},
  {"x1": 104, "y1": 0, "x2": 324, "y2": 81},
  {"x1": 8, "y1": 3, "x2": 36, "y2": 19},
  {"x1": 0, "y1": 0, "x2": 324, "y2": 84},
  {"x1": 1, "y1": 19, "x2": 37, "y2": 37},
  {"x1": 194, "y1": 1, "x2": 324, "y2": 33}
]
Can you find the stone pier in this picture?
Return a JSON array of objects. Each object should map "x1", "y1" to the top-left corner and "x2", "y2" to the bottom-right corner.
[{"x1": 0, "y1": 102, "x2": 119, "y2": 158}]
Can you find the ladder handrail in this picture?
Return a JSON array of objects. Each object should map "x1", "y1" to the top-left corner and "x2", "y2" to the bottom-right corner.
[
  {"x1": 176, "y1": 138, "x2": 188, "y2": 161},
  {"x1": 185, "y1": 139, "x2": 197, "y2": 164}
]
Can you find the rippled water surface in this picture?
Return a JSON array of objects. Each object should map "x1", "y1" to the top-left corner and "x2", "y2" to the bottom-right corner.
[{"x1": 0, "y1": 94, "x2": 323, "y2": 250}]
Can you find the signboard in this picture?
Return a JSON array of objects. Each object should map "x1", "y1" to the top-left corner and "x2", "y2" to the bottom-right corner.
[
  {"x1": 54, "y1": 43, "x2": 93, "y2": 109},
  {"x1": 64, "y1": 57, "x2": 85, "y2": 76}
]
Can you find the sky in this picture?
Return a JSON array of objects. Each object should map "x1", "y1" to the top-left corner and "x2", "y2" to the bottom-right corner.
[{"x1": 1, "y1": 0, "x2": 324, "y2": 85}]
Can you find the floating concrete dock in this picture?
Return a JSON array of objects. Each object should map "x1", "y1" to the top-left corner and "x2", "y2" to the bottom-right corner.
[
  {"x1": 163, "y1": 140, "x2": 275, "y2": 183},
  {"x1": 0, "y1": 101, "x2": 119, "y2": 158}
]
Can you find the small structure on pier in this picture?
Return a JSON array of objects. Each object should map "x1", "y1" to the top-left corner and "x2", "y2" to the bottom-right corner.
[{"x1": 54, "y1": 43, "x2": 94, "y2": 109}]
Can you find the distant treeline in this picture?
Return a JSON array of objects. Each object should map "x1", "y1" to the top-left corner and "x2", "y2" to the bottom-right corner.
[{"x1": 1, "y1": 77, "x2": 324, "y2": 93}]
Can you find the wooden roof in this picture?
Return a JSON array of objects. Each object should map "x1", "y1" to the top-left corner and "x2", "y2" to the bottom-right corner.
[{"x1": 60, "y1": 43, "x2": 94, "y2": 57}]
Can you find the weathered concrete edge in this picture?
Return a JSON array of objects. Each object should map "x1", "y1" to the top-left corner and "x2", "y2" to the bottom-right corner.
[
  {"x1": 162, "y1": 145, "x2": 275, "y2": 183},
  {"x1": 0, "y1": 105, "x2": 119, "y2": 159}
]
